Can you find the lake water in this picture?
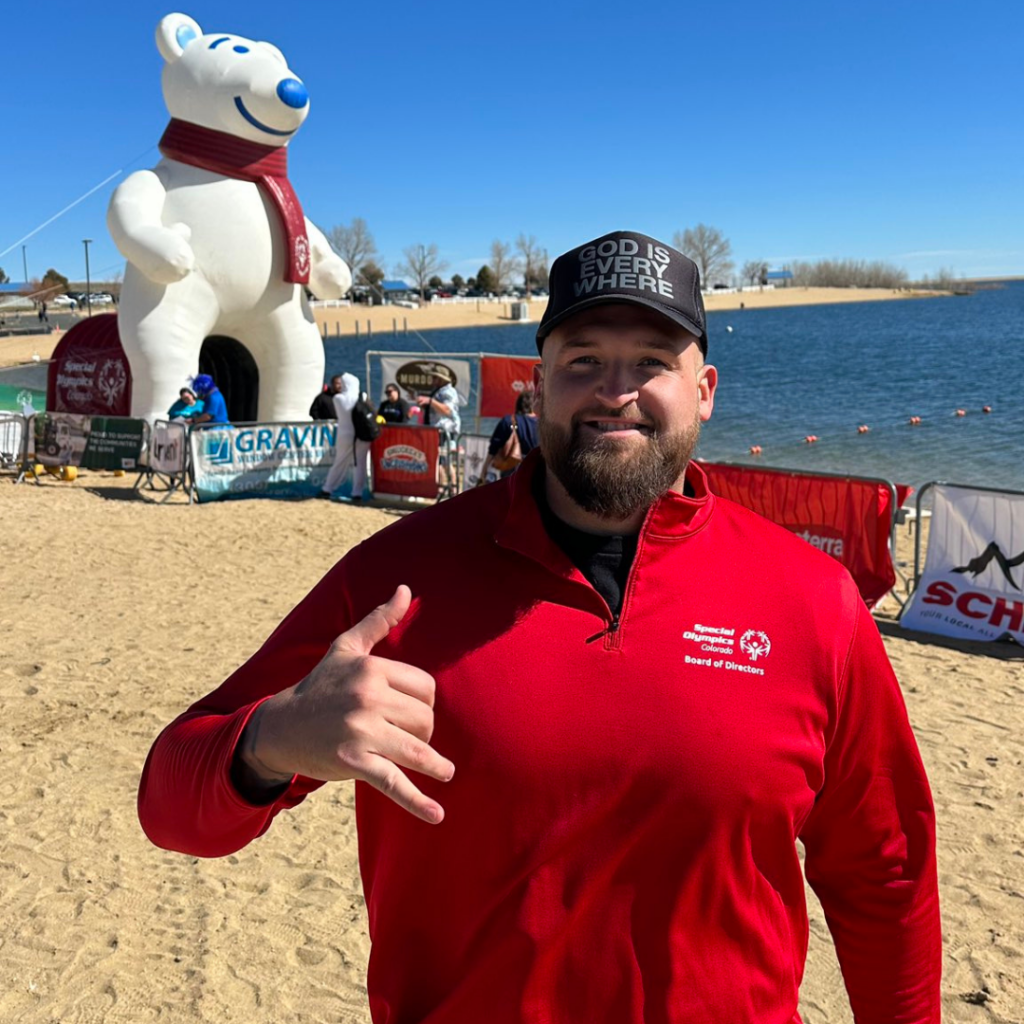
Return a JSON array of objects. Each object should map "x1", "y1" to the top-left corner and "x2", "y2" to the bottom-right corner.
[{"x1": 325, "y1": 282, "x2": 1023, "y2": 493}]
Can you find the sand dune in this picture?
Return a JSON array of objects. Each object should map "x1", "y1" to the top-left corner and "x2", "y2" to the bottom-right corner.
[{"x1": 0, "y1": 473, "x2": 1020, "y2": 1022}]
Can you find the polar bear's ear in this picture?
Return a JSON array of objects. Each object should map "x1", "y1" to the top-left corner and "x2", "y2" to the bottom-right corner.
[
  {"x1": 156, "y1": 13, "x2": 203, "y2": 63},
  {"x1": 257, "y1": 40, "x2": 287, "y2": 65}
]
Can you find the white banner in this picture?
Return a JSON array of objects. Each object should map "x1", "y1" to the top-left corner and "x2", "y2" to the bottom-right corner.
[
  {"x1": 459, "y1": 434, "x2": 491, "y2": 491},
  {"x1": 190, "y1": 421, "x2": 336, "y2": 501},
  {"x1": 378, "y1": 356, "x2": 473, "y2": 411},
  {"x1": 901, "y1": 484, "x2": 1024, "y2": 643},
  {"x1": 151, "y1": 420, "x2": 188, "y2": 474}
]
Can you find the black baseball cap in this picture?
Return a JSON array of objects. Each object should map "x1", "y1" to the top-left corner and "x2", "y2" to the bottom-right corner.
[{"x1": 536, "y1": 230, "x2": 707, "y2": 355}]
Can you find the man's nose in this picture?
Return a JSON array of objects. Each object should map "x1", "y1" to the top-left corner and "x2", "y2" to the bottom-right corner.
[{"x1": 594, "y1": 364, "x2": 641, "y2": 406}]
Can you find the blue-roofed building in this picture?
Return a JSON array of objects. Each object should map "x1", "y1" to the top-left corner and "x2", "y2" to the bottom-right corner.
[{"x1": 0, "y1": 282, "x2": 30, "y2": 294}]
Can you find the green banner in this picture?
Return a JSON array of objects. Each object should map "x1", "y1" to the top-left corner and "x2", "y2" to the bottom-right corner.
[
  {"x1": 0, "y1": 383, "x2": 44, "y2": 414},
  {"x1": 81, "y1": 417, "x2": 146, "y2": 470},
  {"x1": 33, "y1": 412, "x2": 146, "y2": 470}
]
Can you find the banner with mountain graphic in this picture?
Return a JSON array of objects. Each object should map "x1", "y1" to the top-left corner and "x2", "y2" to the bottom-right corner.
[{"x1": 901, "y1": 484, "x2": 1024, "y2": 643}]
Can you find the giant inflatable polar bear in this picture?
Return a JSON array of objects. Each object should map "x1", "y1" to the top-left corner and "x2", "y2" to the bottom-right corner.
[{"x1": 108, "y1": 12, "x2": 351, "y2": 425}]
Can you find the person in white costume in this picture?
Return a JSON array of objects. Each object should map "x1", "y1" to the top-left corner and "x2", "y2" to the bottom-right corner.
[{"x1": 320, "y1": 373, "x2": 370, "y2": 500}]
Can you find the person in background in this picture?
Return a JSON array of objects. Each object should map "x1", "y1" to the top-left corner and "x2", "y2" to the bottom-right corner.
[
  {"x1": 138, "y1": 230, "x2": 939, "y2": 1023},
  {"x1": 167, "y1": 387, "x2": 203, "y2": 421},
  {"x1": 319, "y1": 371, "x2": 370, "y2": 501},
  {"x1": 417, "y1": 366, "x2": 460, "y2": 489},
  {"x1": 310, "y1": 376, "x2": 344, "y2": 420},
  {"x1": 377, "y1": 383, "x2": 409, "y2": 424},
  {"x1": 189, "y1": 374, "x2": 229, "y2": 426},
  {"x1": 479, "y1": 389, "x2": 539, "y2": 482}
]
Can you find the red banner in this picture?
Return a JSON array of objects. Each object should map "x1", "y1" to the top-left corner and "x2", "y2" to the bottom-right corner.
[
  {"x1": 47, "y1": 314, "x2": 132, "y2": 417},
  {"x1": 371, "y1": 424, "x2": 439, "y2": 499},
  {"x1": 700, "y1": 462, "x2": 907, "y2": 608},
  {"x1": 479, "y1": 356, "x2": 539, "y2": 417}
]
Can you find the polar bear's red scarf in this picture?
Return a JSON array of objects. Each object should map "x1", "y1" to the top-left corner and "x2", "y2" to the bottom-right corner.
[{"x1": 159, "y1": 119, "x2": 311, "y2": 285}]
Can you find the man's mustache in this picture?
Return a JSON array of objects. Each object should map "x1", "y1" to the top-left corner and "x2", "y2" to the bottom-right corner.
[{"x1": 570, "y1": 406, "x2": 656, "y2": 430}]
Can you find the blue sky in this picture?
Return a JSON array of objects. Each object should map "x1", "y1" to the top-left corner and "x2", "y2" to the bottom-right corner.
[{"x1": 2, "y1": 0, "x2": 1021, "y2": 286}]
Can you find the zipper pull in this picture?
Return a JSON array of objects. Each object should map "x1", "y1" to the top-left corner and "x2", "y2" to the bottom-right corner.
[{"x1": 585, "y1": 617, "x2": 620, "y2": 644}]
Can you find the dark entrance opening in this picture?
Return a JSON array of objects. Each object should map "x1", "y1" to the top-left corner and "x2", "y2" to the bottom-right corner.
[{"x1": 199, "y1": 336, "x2": 259, "y2": 423}]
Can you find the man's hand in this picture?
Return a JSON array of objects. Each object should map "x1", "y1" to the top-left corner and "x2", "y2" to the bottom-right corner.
[
  {"x1": 238, "y1": 585, "x2": 454, "y2": 823},
  {"x1": 416, "y1": 395, "x2": 431, "y2": 406}
]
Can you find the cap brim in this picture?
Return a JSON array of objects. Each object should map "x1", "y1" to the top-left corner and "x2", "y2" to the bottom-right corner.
[{"x1": 537, "y1": 295, "x2": 706, "y2": 351}]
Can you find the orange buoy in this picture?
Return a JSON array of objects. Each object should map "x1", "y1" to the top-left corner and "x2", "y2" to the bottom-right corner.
[
  {"x1": 982, "y1": 405, "x2": 992, "y2": 413},
  {"x1": 748, "y1": 445, "x2": 762, "y2": 455},
  {"x1": 955, "y1": 409, "x2": 966, "y2": 417},
  {"x1": 857, "y1": 424, "x2": 869, "y2": 434},
  {"x1": 908, "y1": 416, "x2": 922, "y2": 426},
  {"x1": 803, "y1": 435, "x2": 818, "y2": 444}
]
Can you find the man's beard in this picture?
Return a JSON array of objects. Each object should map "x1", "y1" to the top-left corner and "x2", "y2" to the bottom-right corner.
[{"x1": 539, "y1": 405, "x2": 700, "y2": 521}]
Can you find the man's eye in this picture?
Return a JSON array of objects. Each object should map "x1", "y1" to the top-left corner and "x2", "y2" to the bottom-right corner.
[
  {"x1": 568, "y1": 356, "x2": 599, "y2": 366},
  {"x1": 639, "y1": 358, "x2": 668, "y2": 368}
]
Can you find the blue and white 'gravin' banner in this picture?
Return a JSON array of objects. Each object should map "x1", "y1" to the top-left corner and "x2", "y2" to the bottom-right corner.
[
  {"x1": 190, "y1": 421, "x2": 336, "y2": 501},
  {"x1": 901, "y1": 484, "x2": 1024, "y2": 643}
]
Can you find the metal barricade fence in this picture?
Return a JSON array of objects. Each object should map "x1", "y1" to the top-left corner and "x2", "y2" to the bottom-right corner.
[{"x1": 0, "y1": 413, "x2": 27, "y2": 471}]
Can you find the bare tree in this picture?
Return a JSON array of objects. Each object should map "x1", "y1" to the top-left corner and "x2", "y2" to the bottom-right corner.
[
  {"x1": 790, "y1": 259, "x2": 908, "y2": 289},
  {"x1": 515, "y1": 234, "x2": 546, "y2": 296},
  {"x1": 328, "y1": 218, "x2": 377, "y2": 283},
  {"x1": 396, "y1": 243, "x2": 448, "y2": 302},
  {"x1": 674, "y1": 224, "x2": 734, "y2": 288},
  {"x1": 741, "y1": 260, "x2": 768, "y2": 287},
  {"x1": 489, "y1": 240, "x2": 519, "y2": 295}
]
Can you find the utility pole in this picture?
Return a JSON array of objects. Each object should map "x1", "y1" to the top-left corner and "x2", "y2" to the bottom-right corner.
[
  {"x1": 83, "y1": 239, "x2": 93, "y2": 317},
  {"x1": 21, "y1": 245, "x2": 28, "y2": 284}
]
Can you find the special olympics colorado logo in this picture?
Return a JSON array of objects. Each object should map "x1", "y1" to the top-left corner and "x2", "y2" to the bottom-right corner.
[{"x1": 739, "y1": 630, "x2": 771, "y2": 661}]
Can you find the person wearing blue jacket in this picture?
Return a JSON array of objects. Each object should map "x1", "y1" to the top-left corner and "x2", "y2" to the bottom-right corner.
[{"x1": 190, "y1": 374, "x2": 229, "y2": 426}]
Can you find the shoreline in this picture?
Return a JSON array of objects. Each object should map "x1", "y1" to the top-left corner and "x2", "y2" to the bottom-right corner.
[
  {"x1": 311, "y1": 286, "x2": 951, "y2": 339},
  {"x1": 0, "y1": 286, "x2": 952, "y2": 369}
]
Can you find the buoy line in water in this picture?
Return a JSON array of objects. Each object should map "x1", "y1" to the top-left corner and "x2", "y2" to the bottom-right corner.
[{"x1": 735, "y1": 403, "x2": 997, "y2": 460}]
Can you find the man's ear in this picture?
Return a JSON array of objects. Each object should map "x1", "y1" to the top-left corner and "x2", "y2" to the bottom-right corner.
[
  {"x1": 698, "y1": 363, "x2": 718, "y2": 422},
  {"x1": 532, "y1": 362, "x2": 545, "y2": 412}
]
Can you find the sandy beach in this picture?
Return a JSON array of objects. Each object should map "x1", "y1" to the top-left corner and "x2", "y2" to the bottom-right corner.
[
  {"x1": 0, "y1": 471, "x2": 1021, "y2": 1023},
  {"x1": 0, "y1": 286, "x2": 949, "y2": 369},
  {"x1": 312, "y1": 286, "x2": 947, "y2": 339}
]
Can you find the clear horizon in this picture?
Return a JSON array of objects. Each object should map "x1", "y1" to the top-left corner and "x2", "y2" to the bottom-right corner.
[{"x1": 2, "y1": 0, "x2": 1021, "y2": 286}]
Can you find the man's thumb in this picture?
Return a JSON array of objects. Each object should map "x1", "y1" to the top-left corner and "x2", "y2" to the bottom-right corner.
[{"x1": 333, "y1": 585, "x2": 412, "y2": 655}]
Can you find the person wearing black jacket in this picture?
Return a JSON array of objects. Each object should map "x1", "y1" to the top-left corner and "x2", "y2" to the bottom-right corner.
[
  {"x1": 310, "y1": 375, "x2": 343, "y2": 420},
  {"x1": 377, "y1": 383, "x2": 409, "y2": 424}
]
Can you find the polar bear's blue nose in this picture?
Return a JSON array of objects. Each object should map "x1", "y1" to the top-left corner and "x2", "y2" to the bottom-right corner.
[{"x1": 276, "y1": 78, "x2": 308, "y2": 109}]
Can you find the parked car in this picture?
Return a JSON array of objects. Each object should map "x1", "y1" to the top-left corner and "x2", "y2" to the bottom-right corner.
[{"x1": 51, "y1": 295, "x2": 77, "y2": 309}]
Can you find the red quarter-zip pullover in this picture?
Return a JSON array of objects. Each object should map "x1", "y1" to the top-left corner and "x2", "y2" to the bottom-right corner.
[{"x1": 139, "y1": 453, "x2": 940, "y2": 1023}]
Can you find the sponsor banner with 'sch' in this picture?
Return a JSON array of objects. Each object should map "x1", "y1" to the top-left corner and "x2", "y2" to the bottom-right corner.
[
  {"x1": 190, "y1": 421, "x2": 336, "y2": 501},
  {"x1": 901, "y1": 485, "x2": 1024, "y2": 643}
]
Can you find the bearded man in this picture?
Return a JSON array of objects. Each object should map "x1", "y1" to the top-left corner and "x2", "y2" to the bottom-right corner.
[{"x1": 139, "y1": 231, "x2": 940, "y2": 1024}]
